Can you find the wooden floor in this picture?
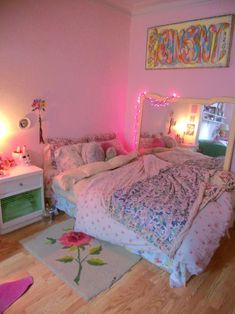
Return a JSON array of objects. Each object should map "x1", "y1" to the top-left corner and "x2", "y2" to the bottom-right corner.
[{"x1": 1, "y1": 213, "x2": 235, "y2": 314}]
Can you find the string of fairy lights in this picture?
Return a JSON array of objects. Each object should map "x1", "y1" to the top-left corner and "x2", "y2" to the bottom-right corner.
[{"x1": 133, "y1": 92, "x2": 178, "y2": 148}]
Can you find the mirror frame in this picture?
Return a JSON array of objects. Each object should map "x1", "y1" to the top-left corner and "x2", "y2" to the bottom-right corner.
[{"x1": 137, "y1": 92, "x2": 235, "y2": 171}]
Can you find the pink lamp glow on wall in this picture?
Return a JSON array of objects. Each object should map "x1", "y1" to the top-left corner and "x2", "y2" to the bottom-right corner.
[
  {"x1": 0, "y1": 121, "x2": 7, "y2": 139},
  {"x1": 0, "y1": 114, "x2": 10, "y2": 154}
]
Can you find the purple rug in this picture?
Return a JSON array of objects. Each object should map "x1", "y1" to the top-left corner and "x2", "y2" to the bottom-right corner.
[{"x1": 0, "y1": 276, "x2": 33, "y2": 313}]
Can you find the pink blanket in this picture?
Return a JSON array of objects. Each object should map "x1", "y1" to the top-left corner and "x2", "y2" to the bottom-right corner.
[{"x1": 0, "y1": 276, "x2": 33, "y2": 313}]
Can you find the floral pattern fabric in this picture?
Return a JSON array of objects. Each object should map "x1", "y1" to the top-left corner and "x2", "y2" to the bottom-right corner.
[
  {"x1": 54, "y1": 143, "x2": 84, "y2": 172},
  {"x1": 43, "y1": 133, "x2": 119, "y2": 199},
  {"x1": 184, "y1": 156, "x2": 224, "y2": 170},
  {"x1": 110, "y1": 164, "x2": 210, "y2": 257},
  {"x1": 46, "y1": 133, "x2": 117, "y2": 169},
  {"x1": 81, "y1": 142, "x2": 105, "y2": 164},
  {"x1": 47, "y1": 137, "x2": 88, "y2": 168}
]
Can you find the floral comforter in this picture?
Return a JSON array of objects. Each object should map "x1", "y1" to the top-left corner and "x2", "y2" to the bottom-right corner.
[
  {"x1": 110, "y1": 157, "x2": 234, "y2": 258},
  {"x1": 68, "y1": 153, "x2": 235, "y2": 287},
  {"x1": 110, "y1": 164, "x2": 209, "y2": 257}
]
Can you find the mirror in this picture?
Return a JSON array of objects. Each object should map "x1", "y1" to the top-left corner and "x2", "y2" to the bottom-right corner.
[{"x1": 137, "y1": 93, "x2": 235, "y2": 171}]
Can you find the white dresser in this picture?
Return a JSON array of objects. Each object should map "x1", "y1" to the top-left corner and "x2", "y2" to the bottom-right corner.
[{"x1": 0, "y1": 166, "x2": 44, "y2": 234}]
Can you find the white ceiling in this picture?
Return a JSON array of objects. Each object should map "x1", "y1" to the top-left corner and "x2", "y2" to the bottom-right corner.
[{"x1": 100, "y1": 0, "x2": 212, "y2": 15}]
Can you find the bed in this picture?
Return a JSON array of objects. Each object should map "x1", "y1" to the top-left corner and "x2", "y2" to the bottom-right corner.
[{"x1": 44, "y1": 134, "x2": 235, "y2": 288}]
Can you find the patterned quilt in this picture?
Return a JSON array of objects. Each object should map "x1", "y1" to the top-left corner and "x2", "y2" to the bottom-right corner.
[
  {"x1": 184, "y1": 156, "x2": 224, "y2": 170},
  {"x1": 110, "y1": 164, "x2": 217, "y2": 258}
]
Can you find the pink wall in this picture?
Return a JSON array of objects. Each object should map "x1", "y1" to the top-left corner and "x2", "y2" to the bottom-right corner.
[
  {"x1": 125, "y1": 0, "x2": 235, "y2": 148},
  {"x1": 0, "y1": 0, "x2": 130, "y2": 165}
]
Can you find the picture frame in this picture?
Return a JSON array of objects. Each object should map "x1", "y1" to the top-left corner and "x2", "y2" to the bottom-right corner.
[
  {"x1": 186, "y1": 124, "x2": 195, "y2": 136},
  {"x1": 146, "y1": 14, "x2": 234, "y2": 69},
  {"x1": 209, "y1": 107, "x2": 216, "y2": 114}
]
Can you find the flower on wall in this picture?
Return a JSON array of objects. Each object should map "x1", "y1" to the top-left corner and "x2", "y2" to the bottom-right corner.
[
  {"x1": 46, "y1": 231, "x2": 107, "y2": 285},
  {"x1": 32, "y1": 99, "x2": 47, "y2": 144}
]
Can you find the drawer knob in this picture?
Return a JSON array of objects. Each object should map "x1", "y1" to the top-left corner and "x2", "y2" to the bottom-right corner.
[{"x1": 19, "y1": 182, "x2": 23, "y2": 187}]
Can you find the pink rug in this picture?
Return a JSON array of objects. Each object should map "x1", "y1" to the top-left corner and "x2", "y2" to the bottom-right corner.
[{"x1": 0, "y1": 276, "x2": 33, "y2": 313}]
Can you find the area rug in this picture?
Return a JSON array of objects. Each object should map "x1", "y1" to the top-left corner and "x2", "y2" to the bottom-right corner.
[
  {"x1": 20, "y1": 219, "x2": 140, "y2": 300},
  {"x1": 0, "y1": 276, "x2": 33, "y2": 313}
]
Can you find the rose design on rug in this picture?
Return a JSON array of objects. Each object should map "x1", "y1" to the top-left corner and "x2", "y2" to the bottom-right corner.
[{"x1": 46, "y1": 231, "x2": 107, "y2": 285}]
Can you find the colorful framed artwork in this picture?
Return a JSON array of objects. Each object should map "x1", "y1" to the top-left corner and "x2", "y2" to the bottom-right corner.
[{"x1": 145, "y1": 15, "x2": 234, "y2": 69}]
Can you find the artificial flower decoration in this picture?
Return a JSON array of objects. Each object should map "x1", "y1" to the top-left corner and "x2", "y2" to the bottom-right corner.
[
  {"x1": 0, "y1": 156, "x2": 16, "y2": 176},
  {"x1": 0, "y1": 156, "x2": 15, "y2": 170},
  {"x1": 32, "y1": 98, "x2": 47, "y2": 143}
]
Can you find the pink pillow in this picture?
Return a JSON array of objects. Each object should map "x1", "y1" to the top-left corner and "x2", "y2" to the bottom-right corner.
[
  {"x1": 140, "y1": 138, "x2": 154, "y2": 149},
  {"x1": 152, "y1": 138, "x2": 165, "y2": 148},
  {"x1": 100, "y1": 139, "x2": 127, "y2": 155}
]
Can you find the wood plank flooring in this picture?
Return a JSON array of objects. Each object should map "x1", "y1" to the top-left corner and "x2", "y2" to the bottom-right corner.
[{"x1": 1, "y1": 213, "x2": 235, "y2": 314}]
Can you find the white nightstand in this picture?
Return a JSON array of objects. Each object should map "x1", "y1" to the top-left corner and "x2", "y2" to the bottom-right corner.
[{"x1": 0, "y1": 165, "x2": 45, "y2": 234}]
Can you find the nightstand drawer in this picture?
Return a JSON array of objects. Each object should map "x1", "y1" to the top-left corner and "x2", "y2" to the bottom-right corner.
[
  {"x1": 1, "y1": 188, "x2": 42, "y2": 223},
  {"x1": 0, "y1": 175, "x2": 41, "y2": 197}
]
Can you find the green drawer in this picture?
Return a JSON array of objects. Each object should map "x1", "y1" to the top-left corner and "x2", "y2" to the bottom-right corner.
[{"x1": 1, "y1": 188, "x2": 42, "y2": 223}]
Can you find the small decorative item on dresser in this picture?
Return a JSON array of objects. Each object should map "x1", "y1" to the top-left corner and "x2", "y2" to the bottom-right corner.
[
  {"x1": 20, "y1": 146, "x2": 31, "y2": 166},
  {"x1": 32, "y1": 98, "x2": 47, "y2": 144},
  {"x1": 12, "y1": 145, "x2": 31, "y2": 166},
  {"x1": 0, "y1": 156, "x2": 16, "y2": 177},
  {"x1": 0, "y1": 165, "x2": 45, "y2": 234}
]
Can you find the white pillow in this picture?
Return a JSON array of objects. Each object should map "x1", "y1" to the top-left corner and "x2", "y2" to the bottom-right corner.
[
  {"x1": 54, "y1": 143, "x2": 84, "y2": 172},
  {"x1": 82, "y1": 142, "x2": 105, "y2": 164}
]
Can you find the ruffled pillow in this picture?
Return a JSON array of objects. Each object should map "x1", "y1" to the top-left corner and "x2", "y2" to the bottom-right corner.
[
  {"x1": 46, "y1": 137, "x2": 88, "y2": 168},
  {"x1": 54, "y1": 143, "x2": 84, "y2": 172},
  {"x1": 153, "y1": 137, "x2": 165, "y2": 147},
  {"x1": 82, "y1": 142, "x2": 105, "y2": 164},
  {"x1": 139, "y1": 137, "x2": 154, "y2": 149},
  {"x1": 140, "y1": 137, "x2": 165, "y2": 149},
  {"x1": 100, "y1": 139, "x2": 127, "y2": 155},
  {"x1": 162, "y1": 135, "x2": 177, "y2": 148}
]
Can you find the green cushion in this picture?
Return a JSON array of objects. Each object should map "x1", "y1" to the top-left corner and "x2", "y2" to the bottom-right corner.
[{"x1": 198, "y1": 140, "x2": 227, "y2": 157}]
